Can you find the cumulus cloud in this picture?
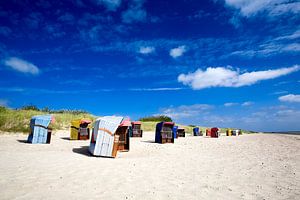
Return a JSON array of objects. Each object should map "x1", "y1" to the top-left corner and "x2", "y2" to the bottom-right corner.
[
  {"x1": 178, "y1": 65, "x2": 300, "y2": 90},
  {"x1": 3, "y1": 57, "x2": 40, "y2": 75},
  {"x1": 223, "y1": 0, "x2": 300, "y2": 17},
  {"x1": 242, "y1": 101, "x2": 254, "y2": 106},
  {"x1": 224, "y1": 102, "x2": 238, "y2": 107},
  {"x1": 279, "y1": 94, "x2": 300, "y2": 103},
  {"x1": 159, "y1": 104, "x2": 214, "y2": 119},
  {"x1": 170, "y1": 45, "x2": 186, "y2": 58},
  {"x1": 139, "y1": 46, "x2": 155, "y2": 54}
]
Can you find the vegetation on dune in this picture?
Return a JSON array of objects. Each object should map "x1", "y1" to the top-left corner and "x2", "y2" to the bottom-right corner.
[
  {"x1": 0, "y1": 106, "x2": 252, "y2": 134},
  {"x1": 139, "y1": 115, "x2": 172, "y2": 122},
  {"x1": 0, "y1": 106, "x2": 94, "y2": 133},
  {"x1": 141, "y1": 121, "x2": 195, "y2": 135},
  {"x1": 20, "y1": 105, "x2": 88, "y2": 114}
]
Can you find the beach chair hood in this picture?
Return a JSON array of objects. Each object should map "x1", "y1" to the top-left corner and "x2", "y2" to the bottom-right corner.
[
  {"x1": 28, "y1": 115, "x2": 53, "y2": 144},
  {"x1": 89, "y1": 116, "x2": 124, "y2": 157}
]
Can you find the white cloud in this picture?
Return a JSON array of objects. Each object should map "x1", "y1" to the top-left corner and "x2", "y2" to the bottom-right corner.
[
  {"x1": 130, "y1": 87, "x2": 183, "y2": 91},
  {"x1": 223, "y1": 0, "x2": 300, "y2": 17},
  {"x1": 275, "y1": 30, "x2": 300, "y2": 40},
  {"x1": 281, "y1": 43, "x2": 300, "y2": 52},
  {"x1": 242, "y1": 101, "x2": 254, "y2": 106},
  {"x1": 279, "y1": 94, "x2": 300, "y2": 103},
  {"x1": 139, "y1": 46, "x2": 155, "y2": 54},
  {"x1": 0, "y1": 99, "x2": 9, "y2": 107},
  {"x1": 178, "y1": 65, "x2": 300, "y2": 90},
  {"x1": 170, "y1": 45, "x2": 187, "y2": 58},
  {"x1": 224, "y1": 102, "x2": 238, "y2": 107},
  {"x1": 3, "y1": 57, "x2": 40, "y2": 75},
  {"x1": 230, "y1": 41, "x2": 300, "y2": 58},
  {"x1": 159, "y1": 104, "x2": 213, "y2": 120}
]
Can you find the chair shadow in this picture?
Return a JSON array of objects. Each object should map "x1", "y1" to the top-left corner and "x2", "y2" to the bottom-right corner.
[
  {"x1": 17, "y1": 139, "x2": 28, "y2": 143},
  {"x1": 61, "y1": 137, "x2": 71, "y2": 141},
  {"x1": 141, "y1": 140, "x2": 156, "y2": 143},
  {"x1": 72, "y1": 146, "x2": 92, "y2": 157}
]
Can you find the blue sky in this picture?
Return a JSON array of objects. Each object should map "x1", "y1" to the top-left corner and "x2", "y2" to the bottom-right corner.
[{"x1": 0, "y1": 0, "x2": 299, "y2": 131}]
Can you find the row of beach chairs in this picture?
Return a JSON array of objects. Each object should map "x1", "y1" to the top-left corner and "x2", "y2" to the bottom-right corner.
[{"x1": 27, "y1": 115, "x2": 242, "y2": 158}]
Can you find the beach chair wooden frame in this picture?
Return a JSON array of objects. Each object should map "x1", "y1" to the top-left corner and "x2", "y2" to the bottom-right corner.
[
  {"x1": 177, "y1": 127, "x2": 185, "y2": 137},
  {"x1": 155, "y1": 122, "x2": 175, "y2": 144},
  {"x1": 131, "y1": 121, "x2": 143, "y2": 137},
  {"x1": 27, "y1": 115, "x2": 53, "y2": 144},
  {"x1": 89, "y1": 116, "x2": 124, "y2": 158}
]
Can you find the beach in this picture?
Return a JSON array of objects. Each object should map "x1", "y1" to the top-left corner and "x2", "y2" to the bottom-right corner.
[{"x1": 0, "y1": 131, "x2": 299, "y2": 200}]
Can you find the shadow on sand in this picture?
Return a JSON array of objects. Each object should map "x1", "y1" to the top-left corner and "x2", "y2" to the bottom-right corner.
[
  {"x1": 61, "y1": 137, "x2": 71, "y2": 141},
  {"x1": 141, "y1": 140, "x2": 156, "y2": 143},
  {"x1": 72, "y1": 146, "x2": 91, "y2": 157},
  {"x1": 17, "y1": 139, "x2": 28, "y2": 143}
]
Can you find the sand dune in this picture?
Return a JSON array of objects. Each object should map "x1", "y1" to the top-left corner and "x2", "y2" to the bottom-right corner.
[{"x1": 0, "y1": 131, "x2": 299, "y2": 199}]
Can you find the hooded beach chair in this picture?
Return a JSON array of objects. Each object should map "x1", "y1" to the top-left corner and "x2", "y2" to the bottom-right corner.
[
  {"x1": 232, "y1": 129, "x2": 241, "y2": 136},
  {"x1": 131, "y1": 121, "x2": 143, "y2": 137},
  {"x1": 27, "y1": 115, "x2": 54, "y2": 144},
  {"x1": 177, "y1": 127, "x2": 186, "y2": 137},
  {"x1": 211, "y1": 127, "x2": 219, "y2": 138},
  {"x1": 89, "y1": 116, "x2": 125, "y2": 158},
  {"x1": 70, "y1": 119, "x2": 92, "y2": 140},
  {"x1": 115, "y1": 118, "x2": 131, "y2": 151},
  {"x1": 193, "y1": 127, "x2": 202, "y2": 136},
  {"x1": 173, "y1": 125, "x2": 178, "y2": 139},
  {"x1": 206, "y1": 128, "x2": 211, "y2": 137},
  {"x1": 155, "y1": 122, "x2": 175, "y2": 144},
  {"x1": 226, "y1": 129, "x2": 232, "y2": 136}
]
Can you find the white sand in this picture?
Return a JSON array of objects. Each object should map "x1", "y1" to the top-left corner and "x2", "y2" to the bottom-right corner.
[{"x1": 0, "y1": 131, "x2": 299, "y2": 200}]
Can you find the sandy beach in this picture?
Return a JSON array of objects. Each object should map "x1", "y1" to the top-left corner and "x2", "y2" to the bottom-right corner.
[{"x1": 0, "y1": 131, "x2": 299, "y2": 200}]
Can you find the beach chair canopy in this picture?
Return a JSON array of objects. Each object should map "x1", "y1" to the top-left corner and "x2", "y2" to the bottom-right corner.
[
  {"x1": 28, "y1": 115, "x2": 53, "y2": 144},
  {"x1": 131, "y1": 121, "x2": 143, "y2": 137},
  {"x1": 173, "y1": 125, "x2": 178, "y2": 138},
  {"x1": 89, "y1": 116, "x2": 124, "y2": 157},
  {"x1": 120, "y1": 118, "x2": 131, "y2": 127},
  {"x1": 71, "y1": 118, "x2": 92, "y2": 127},
  {"x1": 31, "y1": 115, "x2": 53, "y2": 128},
  {"x1": 116, "y1": 118, "x2": 131, "y2": 151},
  {"x1": 132, "y1": 121, "x2": 142, "y2": 125},
  {"x1": 70, "y1": 118, "x2": 92, "y2": 140},
  {"x1": 193, "y1": 127, "x2": 200, "y2": 136},
  {"x1": 226, "y1": 129, "x2": 232, "y2": 136},
  {"x1": 211, "y1": 127, "x2": 219, "y2": 138},
  {"x1": 177, "y1": 126, "x2": 185, "y2": 137},
  {"x1": 155, "y1": 122, "x2": 175, "y2": 143},
  {"x1": 232, "y1": 129, "x2": 241, "y2": 136}
]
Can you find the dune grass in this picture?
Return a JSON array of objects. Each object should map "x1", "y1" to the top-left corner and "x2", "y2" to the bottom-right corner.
[
  {"x1": 0, "y1": 106, "x2": 251, "y2": 134},
  {"x1": 0, "y1": 106, "x2": 95, "y2": 133},
  {"x1": 142, "y1": 121, "x2": 206, "y2": 135}
]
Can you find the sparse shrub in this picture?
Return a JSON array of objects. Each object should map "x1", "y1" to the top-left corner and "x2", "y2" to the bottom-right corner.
[
  {"x1": 20, "y1": 105, "x2": 40, "y2": 111},
  {"x1": 139, "y1": 115, "x2": 172, "y2": 122}
]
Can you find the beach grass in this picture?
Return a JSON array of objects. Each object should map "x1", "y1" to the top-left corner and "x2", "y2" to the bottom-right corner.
[
  {"x1": 0, "y1": 106, "x2": 252, "y2": 134},
  {"x1": 0, "y1": 106, "x2": 95, "y2": 133}
]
